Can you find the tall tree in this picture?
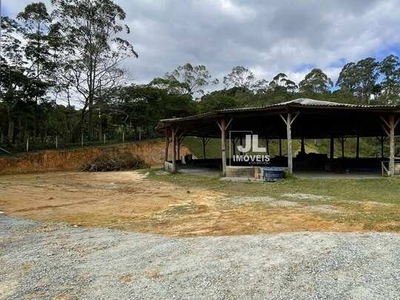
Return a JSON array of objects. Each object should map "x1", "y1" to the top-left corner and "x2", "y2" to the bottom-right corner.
[
  {"x1": 299, "y1": 68, "x2": 333, "y2": 94},
  {"x1": 51, "y1": 0, "x2": 138, "y2": 140},
  {"x1": 337, "y1": 58, "x2": 379, "y2": 103},
  {"x1": 17, "y1": 2, "x2": 53, "y2": 86},
  {"x1": 163, "y1": 63, "x2": 218, "y2": 99},
  {"x1": 0, "y1": 16, "x2": 48, "y2": 144},
  {"x1": 223, "y1": 66, "x2": 255, "y2": 89},
  {"x1": 269, "y1": 73, "x2": 298, "y2": 93},
  {"x1": 379, "y1": 54, "x2": 400, "y2": 103}
]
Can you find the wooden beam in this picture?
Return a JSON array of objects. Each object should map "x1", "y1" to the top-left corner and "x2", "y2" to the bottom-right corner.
[
  {"x1": 300, "y1": 137, "x2": 305, "y2": 154},
  {"x1": 177, "y1": 136, "x2": 185, "y2": 161},
  {"x1": 381, "y1": 115, "x2": 398, "y2": 176},
  {"x1": 287, "y1": 113, "x2": 293, "y2": 174},
  {"x1": 216, "y1": 118, "x2": 227, "y2": 176},
  {"x1": 280, "y1": 113, "x2": 297, "y2": 174},
  {"x1": 330, "y1": 136, "x2": 334, "y2": 159},
  {"x1": 164, "y1": 130, "x2": 170, "y2": 162},
  {"x1": 341, "y1": 138, "x2": 345, "y2": 158},
  {"x1": 389, "y1": 115, "x2": 396, "y2": 176},
  {"x1": 356, "y1": 135, "x2": 360, "y2": 159},
  {"x1": 202, "y1": 137, "x2": 207, "y2": 159},
  {"x1": 171, "y1": 127, "x2": 178, "y2": 173},
  {"x1": 201, "y1": 137, "x2": 210, "y2": 159},
  {"x1": 337, "y1": 136, "x2": 345, "y2": 158}
]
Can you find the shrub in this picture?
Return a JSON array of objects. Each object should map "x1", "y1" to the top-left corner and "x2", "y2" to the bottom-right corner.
[{"x1": 82, "y1": 152, "x2": 149, "y2": 172}]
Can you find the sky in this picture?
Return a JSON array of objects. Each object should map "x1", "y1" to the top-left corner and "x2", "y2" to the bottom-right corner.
[{"x1": 3, "y1": 0, "x2": 400, "y2": 87}]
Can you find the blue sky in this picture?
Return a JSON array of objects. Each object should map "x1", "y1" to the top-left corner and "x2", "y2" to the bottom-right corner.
[{"x1": 3, "y1": 0, "x2": 400, "y2": 86}]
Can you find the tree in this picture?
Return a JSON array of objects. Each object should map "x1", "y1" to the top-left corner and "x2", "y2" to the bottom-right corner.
[
  {"x1": 113, "y1": 85, "x2": 195, "y2": 138},
  {"x1": 0, "y1": 16, "x2": 48, "y2": 144},
  {"x1": 379, "y1": 54, "x2": 400, "y2": 103},
  {"x1": 17, "y1": 2, "x2": 53, "y2": 87},
  {"x1": 299, "y1": 68, "x2": 333, "y2": 94},
  {"x1": 252, "y1": 79, "x2": 269, "y2": 94},
  {"x1": 51, "y1": 0, "x2": 138, "y2": 140},
  {"x1": 223, "y1": 66, "x2": 256, "y2": 89},
  {"x1": 337, "y1": 58, "x2": 379, "y2": 103},
  {"x1": 163, "y1": 63, "x2": 218, "y2": 99},
  {"x1": 269, "y1": 73, "x2": 298, "y2": 93},
  {"x1": 198, "y1": 92, "x2": 237, "y2": 113},
  {"x1": 336, "y1": 62, "x2": 358, "y2": 94}
]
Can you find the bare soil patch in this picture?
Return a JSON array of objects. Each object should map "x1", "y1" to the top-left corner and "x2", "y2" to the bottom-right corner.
[{"x1": 0, "y1": 171, "x2": 374, "y2": 236}]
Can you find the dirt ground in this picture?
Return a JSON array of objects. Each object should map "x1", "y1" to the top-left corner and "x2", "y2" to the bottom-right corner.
[{"x1": 0, "y1": 171, "x2": 364, "y2": 236}]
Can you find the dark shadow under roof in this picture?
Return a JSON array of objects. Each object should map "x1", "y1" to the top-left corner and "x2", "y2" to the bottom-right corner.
[{"x1": 156, "y1": 98, "x2": 400, "y2": 139}]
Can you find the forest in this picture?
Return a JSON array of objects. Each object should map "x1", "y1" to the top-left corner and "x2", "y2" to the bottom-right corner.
[{"x1": 2, "y1": 0, "x2": 400, "y2": 153}]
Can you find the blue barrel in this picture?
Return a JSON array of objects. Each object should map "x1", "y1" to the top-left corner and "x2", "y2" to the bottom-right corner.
[{"x1": 261, "y1": 167, "x2": 285, "y2": 182}]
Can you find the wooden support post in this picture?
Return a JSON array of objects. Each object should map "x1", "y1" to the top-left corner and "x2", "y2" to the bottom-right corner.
[
  {"x1": 300, "y1": 137, "x2": 305, "y2": 154},
  {"x1": 339, "y1": 137, "x2": 345, "y2": 158},
  {"x1": 217, "y1": 118, "x2": 227, "y2": 176},
  {"x1": 171, "y1": 127, "x2": 178, "y2": 173},
  {"x1": 177, "y1": 136, "x2": 185, "y2": 161},
  {"x1": 265, "y1": 138, "x2": 270, "y2": 155},
  {"x1": 389, "y1": 116, "x2": 396, "y2": 176},
  {"x1": 279, "y1": 138, "x2": 282, "y2": 156},
  {"x1": 164, "y1": 130, "x2": 170, "y2": 162},
  {"x1": 356, "y1": 135, "x2": 360, "y2": 159},
  {"x1": 202, "y1": 137, "x2": 206, "y2": 159},
  {"x1": 216, "y1": 118, "x2": 232, "y2": 177},
  {"x1": 330, "y1": 136, "x2": 334, "y2": 159},
  {"x1": 380, "y1": 115, "x2": 399, "y2": 176},
  {"x1": 280, "y1": 113, "x2": 299, "y2": 174},
  {"x1": 287, "y1": 114, "x2": 293, "y2": 173},
  {"x1": 177, "y1": 139, "x2": 180, "y2": 161}
]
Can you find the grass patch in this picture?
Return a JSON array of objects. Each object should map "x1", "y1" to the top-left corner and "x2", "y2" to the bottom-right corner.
[
  {"x1": 148, "y1": 172, "x2": 400, "y2": 204},
  {"x1": 147, "y1": 172, "x2": 400, "y2": 233}
]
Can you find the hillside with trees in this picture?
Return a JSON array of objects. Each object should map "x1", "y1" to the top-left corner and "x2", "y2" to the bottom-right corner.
[{"x1": 1, "y1": 1, "x2": 400, "y2": 153}]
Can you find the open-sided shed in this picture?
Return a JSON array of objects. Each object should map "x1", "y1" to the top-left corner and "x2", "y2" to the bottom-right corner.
[{"x1": 156, "y1": 99, "x2": 400, "y2": 176}]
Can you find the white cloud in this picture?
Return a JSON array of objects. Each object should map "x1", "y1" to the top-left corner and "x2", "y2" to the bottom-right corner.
[{"x1": 4, "y1": 0, "x2": 400, "y2": 86}]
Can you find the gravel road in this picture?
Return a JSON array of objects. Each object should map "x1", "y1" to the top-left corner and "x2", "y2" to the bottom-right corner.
[{"x1": 1, "y1": 215, "x2": 400, "y2": 300}]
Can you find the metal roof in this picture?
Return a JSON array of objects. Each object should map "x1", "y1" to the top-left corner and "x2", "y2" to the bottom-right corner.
[{"x1": 158, "y1": 98, "x2": 400, "y2": 125}]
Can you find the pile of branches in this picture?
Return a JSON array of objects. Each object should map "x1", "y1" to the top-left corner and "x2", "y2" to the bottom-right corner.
[{"x1": 82, "y1": 152, "x2": 149, "y2": 172}]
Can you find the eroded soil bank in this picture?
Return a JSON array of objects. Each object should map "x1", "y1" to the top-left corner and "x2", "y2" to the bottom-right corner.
[{"x1": 0, "y1": 140, "x2": 189, "y2": 174}]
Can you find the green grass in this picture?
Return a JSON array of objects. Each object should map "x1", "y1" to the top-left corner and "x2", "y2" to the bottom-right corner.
[
  {"x1": 148, "y1": 172, "x2": 400, "y2": 204},
  {"x1": 147, "y1": 171, "x2": 400, "y2": 232}
]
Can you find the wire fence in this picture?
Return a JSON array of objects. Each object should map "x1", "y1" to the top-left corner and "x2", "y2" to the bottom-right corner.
[{"x1": 0, "y1": 131, "x2": 163, "y2": 156}]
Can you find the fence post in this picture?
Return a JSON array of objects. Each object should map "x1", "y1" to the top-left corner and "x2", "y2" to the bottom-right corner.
[
  {"x1": 81, "y1": 133, "x2": 84, "y2": 147},
  {"x1": 103, "y1": 134, "x2": 106, "y2": 144},
  {"x1": 26, "y1": 136, "x2": 29, "y2": 152},
  {"x1": 55, "y1": 136, "x2": 58, "y2": 149}
]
